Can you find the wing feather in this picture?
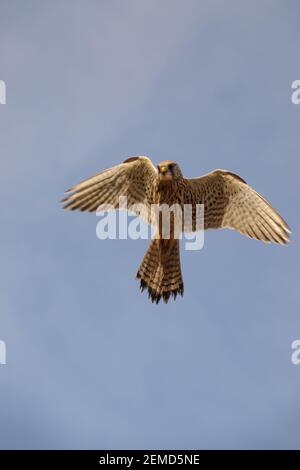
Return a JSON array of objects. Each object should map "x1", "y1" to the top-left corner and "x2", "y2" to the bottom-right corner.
[
  {"x1": 61, "y1": 156, "x2": 158, "y2": 222},
  {"x1": 184, "y1": 170, "x2": 290, "y2": 244}
]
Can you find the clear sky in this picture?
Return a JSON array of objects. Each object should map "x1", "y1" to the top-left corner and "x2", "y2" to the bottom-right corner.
[{"x1": 0, "y1": 0, "x2": 299, "y2": 450}]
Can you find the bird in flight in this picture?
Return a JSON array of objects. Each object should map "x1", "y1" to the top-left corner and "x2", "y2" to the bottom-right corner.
[{"x1": 62, "y1": 156, "x2": 290, "y2": 304}]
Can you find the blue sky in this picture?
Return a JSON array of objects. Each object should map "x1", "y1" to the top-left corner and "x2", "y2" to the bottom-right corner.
[{"x1": 0, "y1": 0, "x2": 299, "y2": 449}]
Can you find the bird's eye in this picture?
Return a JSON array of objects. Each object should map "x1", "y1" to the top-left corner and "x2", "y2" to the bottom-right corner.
[{"x1": 169, "y1": 163, "x2": 174, "y2": 170}]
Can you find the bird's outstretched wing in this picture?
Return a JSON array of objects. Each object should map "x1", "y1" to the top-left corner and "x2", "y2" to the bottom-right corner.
[
  {"x1": 61, "y1": 156, "x2": 157, "y2": 222},
  {"x1": 184, "y1": 169, "x2": 291, "y2": 244}
]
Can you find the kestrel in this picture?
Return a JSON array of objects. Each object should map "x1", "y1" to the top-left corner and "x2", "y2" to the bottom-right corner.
[{"x1": 62, "y1": 156, "x2": 290, "y2": 304}]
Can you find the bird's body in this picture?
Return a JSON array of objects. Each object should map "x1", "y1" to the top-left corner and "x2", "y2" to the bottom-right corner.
[{"x1": 62, "y1": 156, "x2": 290, "y2": 304}]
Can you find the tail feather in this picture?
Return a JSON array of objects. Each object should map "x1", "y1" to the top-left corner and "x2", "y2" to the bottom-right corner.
[{"x1": 136, "y1": 239, "x2": 184, "y2": 304}]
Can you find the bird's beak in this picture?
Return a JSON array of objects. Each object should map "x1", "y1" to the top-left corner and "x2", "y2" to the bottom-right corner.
[{"x1": 159, "y1": 165, "x2": 172, "y2": 177}]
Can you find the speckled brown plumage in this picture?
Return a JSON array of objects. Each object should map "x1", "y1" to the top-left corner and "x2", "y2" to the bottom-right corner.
[{"x1": 62, "y1": 156, "x2": 291, "y2": 304}]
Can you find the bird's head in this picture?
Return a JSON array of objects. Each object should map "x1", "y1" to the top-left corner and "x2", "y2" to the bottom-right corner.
[{"x1": 157, "y1": 160, "x2": 183, "y2": 181}]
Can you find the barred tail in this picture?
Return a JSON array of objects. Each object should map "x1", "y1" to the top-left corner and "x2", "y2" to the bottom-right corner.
[{"x1": 136, "y1": 239, "x2": 184, "y2": 304}]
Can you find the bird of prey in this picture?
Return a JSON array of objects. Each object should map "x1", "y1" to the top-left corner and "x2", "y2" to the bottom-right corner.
[{"x1": 62, "y1": 156, "x2": 290, "y2": 304}]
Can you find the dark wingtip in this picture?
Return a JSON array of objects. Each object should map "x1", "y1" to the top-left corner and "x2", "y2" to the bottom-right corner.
[
  {"x1": 64, "y1": 187, "x2": 73, "y2": 194},
  {"x1": 60, "y1": 200, "x2": 70, "y2": 209},
  {"x1": 123, "y1": 156, "x2": 140, "y2": 164},
  {"x1": 60, "y1": 201, "x2": 74, "y2": 211}
]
